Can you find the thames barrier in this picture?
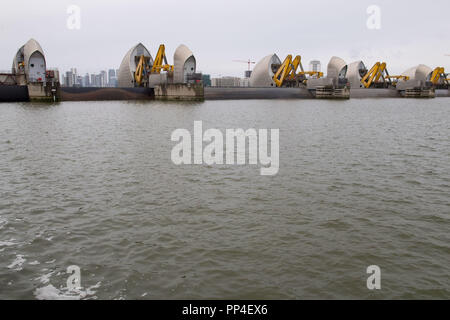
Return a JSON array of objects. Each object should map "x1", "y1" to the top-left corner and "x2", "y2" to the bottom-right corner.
[{"x1": 1, "y1": 38, "x2": 449, "y2": 102}]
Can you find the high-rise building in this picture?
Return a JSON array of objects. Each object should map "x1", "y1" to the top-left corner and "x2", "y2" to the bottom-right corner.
[
  {"x1": 108, "y1": 69, "x2": 116, "y2": 87},
  {"x1": 83, "y1": 73, "x2": 90, "y2": 87},
  {"x1": 309, "y1": 60, "x2": 321, "y2": 73},
  {"x1": 95, "y1": 74, "x2": 103, "y2": 87},
  {"x1": 202, "y1": 74, "x2": 211, "y2": 87},
  {"x1": 76, "y1": 75, "x2": 83, "y2": 87},
  {"x1": 60, "y1": 75, "x2": 65, "y2": 86},
  {"x1": 100, "y1": 71, "x2": 107, "y2": 87},
  {"x1": 70, "y1": 68, "x2": 78, "y2": 86},
  {"x1": 65, "y1": 70, "x2": 73, "y2": 87}
]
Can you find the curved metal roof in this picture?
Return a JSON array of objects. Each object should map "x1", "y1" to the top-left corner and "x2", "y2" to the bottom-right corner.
[
  {"x1": 347, "y1": 60, "x2": 366, "y2": 88},
  {"x1": 400, "y1": 64, "x2": 433, "y2": 81},
  {"x1": 249, "y1": 54, "x2": 281, "y2": 87},
  {"x1": 12, "y1": 38, "x2": 46, "y2": 76},
  {"x1": 327, "y1": 56, "x2": 347, "y2": 79},
  {"x1": 173, "y1": 44, "x2": 195, "y2": 83},
  {"x1": 117, "y1": 43, "x2": 153, "y2": 87}
]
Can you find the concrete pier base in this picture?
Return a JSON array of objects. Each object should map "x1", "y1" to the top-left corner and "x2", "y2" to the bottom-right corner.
[
  {"x1": 314, "y1": 87, "x2": 350, "y2": 99},
  {"x1": 350, "y1": 88, "x2": 400, "y2": 98},
  {"x1": 28, "y1": 83, "x2": 55, "y2": 102},
  {"x1": 435, "y1": 89, "x2": 450, "y2": 97},
  {"x1": 155, "y1": 83, "x2": 204, "y2": 101}
]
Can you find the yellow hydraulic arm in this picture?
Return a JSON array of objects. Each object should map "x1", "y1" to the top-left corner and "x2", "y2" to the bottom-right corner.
[
  {"x1": 375, "y1": 62, "x2": 386, "y2": 82},
  {"x1": 273, "y1": 55, "x2": 294, "y2": 87},
  {"x1": 273, "y1": 55, "x2": 322, "y2": 87},
  {"x1": 430, "y1": 67, "x2": 446, "y2": 85},
  {"x1": 300, "y1": 71, "x2": 324, "y2": 77},
  {"x1": 288, "y1": 55, "x2": 302, "y2": 78},
  {"x1": 361, "y1": 62, "x2": 387, "y2": 88},
  {"x1": 135, "y1": 55, "x2": 147, "y2": 86},
  {"x1": 151, "y1": 44, "x2": 174, "y2": 74},
  {"x1": 386, "y1": 75, "x2": 409, "y2": 81}
]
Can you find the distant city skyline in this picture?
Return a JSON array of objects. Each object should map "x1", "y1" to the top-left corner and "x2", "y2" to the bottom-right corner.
[
  {"x1": 58, "y1": 66, "x2": 257, "y2": 88},
  {"x1": 60, "y1": 67, "x2": 119, "y2": 87}
]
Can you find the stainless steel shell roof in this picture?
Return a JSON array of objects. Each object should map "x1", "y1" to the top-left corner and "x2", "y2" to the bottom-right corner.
[
  {"x1": 117, "y1": 43, "x2": 153, "y2": 87},
  {"x1": 327, "y1": 56, "x2": 347, "y2": 79},
  {"x1": 173, "y1": 44, "x2": 196, "y2": 83},
  {"x1": 347, "y1": 60, "x2": 366, "y2": 88},
  {"x1": 400, "y1": 64, "x2": 433, "y2": 81},
  {"x1": 12, "y1": 38, "x2": 46, "y2": 76},
  {"x1": 249, "y1": 54, "x2": 281, "y2": 87}
]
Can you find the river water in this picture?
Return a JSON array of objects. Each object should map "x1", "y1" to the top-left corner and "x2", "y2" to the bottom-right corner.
[{"x1": 0, "y1": 99, "x2": 449, "y2": 299}]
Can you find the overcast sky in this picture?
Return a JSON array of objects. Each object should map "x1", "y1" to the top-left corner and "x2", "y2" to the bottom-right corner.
[{"x1": 1, "y1": 0, "x2": 449, "y2": 77}]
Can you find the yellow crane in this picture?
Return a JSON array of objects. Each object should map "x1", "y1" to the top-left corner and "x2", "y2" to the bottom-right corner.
[
  {"x1": 386, "y1": 75, "x2": 409, "y2": 81},
  {"x1": 361, "y1": 62, "x2": 388, "y2": 88},
  {"x1": 361, "y1": 62, "x2": 411, "y2": 87},
  {"x1": 135, "y1": 55, "x2": 151, "y2": 86},
  {"x1": 429, "y1": 67, "x2": 447, "y2": 85},
  {"x1": 151, "y1": 44, "x2": 174, "y2": 74},
  {"x1": 273, "y1": 55, "x2": 298, "y2": 87},
  {"x1": 273, "y1": 55, "x2": 323, "y2": 87}
]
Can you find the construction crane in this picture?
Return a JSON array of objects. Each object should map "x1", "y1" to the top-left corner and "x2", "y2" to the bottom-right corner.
[
  {"x1": 232, "y1": 59, "x2": 256, "y2": 71},
  {"x1": 151, "y1": 44, "x2": 174, "y2": 74},
  {"x1": 272, "y1": 55, "x2": 323, "y2": 87}
]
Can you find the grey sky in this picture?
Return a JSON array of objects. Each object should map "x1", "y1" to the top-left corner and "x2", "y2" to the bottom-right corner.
[{"x1": 1, "y1": 0, "x2": 449, "y2": 77}]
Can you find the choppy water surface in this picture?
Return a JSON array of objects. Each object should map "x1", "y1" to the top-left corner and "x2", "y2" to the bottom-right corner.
[{"x1": 0, "y1": 99, "x2": 449, "y2": 299}]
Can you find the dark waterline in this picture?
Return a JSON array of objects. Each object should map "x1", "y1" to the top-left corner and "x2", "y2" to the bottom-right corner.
[{"x1": 0, "y1": 99, "x2": 449, "y2": 299}]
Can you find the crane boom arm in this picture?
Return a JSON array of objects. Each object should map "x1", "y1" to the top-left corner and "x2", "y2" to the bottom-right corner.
[
  {"x1": 430, "y1": 67, "x2": 445, "y2": 84},
  {"x1": 273, "y1": 55, "x2": 293, "y2": 87},
  {"x1": 135, "y1": 55, "x2": 146, "y2": 86},
  {"x1": 361, "y1": 62, "x2": 380, "y2": 88},
  {"x1": 374, "y1": 62, "x2": 387, "y2": 82},
  {"x1": 287, "y1": 55, "x2": 301, "y2": 79},
  {"x1": 386, "y1": 75, "x2": 410, "y2": 81},
  {"x1": 273, "y1": 55, "x2": 323, "y2": 87},
  {"x1": 151, "y1": 44, "x2": 174, "y2": 74}
]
